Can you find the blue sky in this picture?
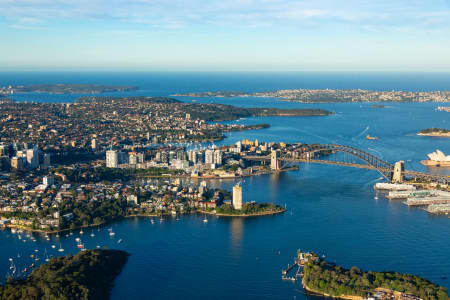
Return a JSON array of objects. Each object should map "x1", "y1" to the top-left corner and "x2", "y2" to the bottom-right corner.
[{"x1": 0, "y1": 0, "x2": 449, "y2": 71}]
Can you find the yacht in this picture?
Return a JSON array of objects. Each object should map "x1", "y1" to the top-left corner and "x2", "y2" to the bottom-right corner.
[{"x1": 58, "y1": 244, "x2": 64, "y2": 252}]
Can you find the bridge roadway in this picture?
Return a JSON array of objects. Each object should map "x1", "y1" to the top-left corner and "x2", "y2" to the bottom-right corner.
[{"x1": 243, "y1": 155, "x2": 450, "y2": 183}]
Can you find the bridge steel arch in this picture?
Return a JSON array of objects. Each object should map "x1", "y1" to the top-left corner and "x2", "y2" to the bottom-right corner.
[
  {"x1": 243, "y1": 144, "x2": 449, "y2": 183},
  {"x1": 280, "y1": 144, "x2": 395, "y2": 179}
]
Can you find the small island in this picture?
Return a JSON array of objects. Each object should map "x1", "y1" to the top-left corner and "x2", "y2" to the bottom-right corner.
[
  {"x1": 418, "y1": 128, "x2": 450, "y2": 137},
  {"x1": 3, "y1": 84, "x2": 138, "y2": 95},
  {"x1": 0, "y1": 249, "x2": 129, "y2": 300},
  {"x1": 298, "y1": 251, "x2": 448, "y2": 300}
]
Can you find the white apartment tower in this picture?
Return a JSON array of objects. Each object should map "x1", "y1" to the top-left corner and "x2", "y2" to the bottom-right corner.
[
  {"x1": 232, "y1": 183, "x2": 243, "y2": 210},
  {"x1": 214, "y1": 149, "x2": 223, "y2": 165},
  {"x1": 26, "y1": 147, "x2": 39, "y2": 169},
  {"x1": 205, "y1": 149, "x2": 214, "y2": 164},
  {"x1": 106, "y1": 150, "x2": 118, "y2": 168}
]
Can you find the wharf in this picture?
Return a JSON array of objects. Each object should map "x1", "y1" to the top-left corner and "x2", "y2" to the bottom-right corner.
[
  {"x1": 281, "y1": 261, "x2": 300, "y2": 282},
  {"x1": 425, "y1": 203, "x2": 450, "y2": 214},
  {"x1": 387, "y1": 191, "x2": 412, "y2": 199},
  {"x1": 404, "y1": 197, "x2": 450, "y2": 206}
]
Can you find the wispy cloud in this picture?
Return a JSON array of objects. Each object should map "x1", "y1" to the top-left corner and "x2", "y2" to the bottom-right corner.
[{"x1": 0, "y1": 0, "x2": 448, "y2": 32}]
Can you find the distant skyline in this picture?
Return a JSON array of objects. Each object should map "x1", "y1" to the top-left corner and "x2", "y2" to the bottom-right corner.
[{"x1": 1, "y1": 0, "x2": 449, "y2": 72}]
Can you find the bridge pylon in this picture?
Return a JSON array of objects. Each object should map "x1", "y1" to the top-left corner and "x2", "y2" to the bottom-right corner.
[
  {"x1": 271, "y1": 150, "x2": 281, "y2": 170},
  {"x1": 392, "y1": 161, "x2": 405, "y2": 183}
]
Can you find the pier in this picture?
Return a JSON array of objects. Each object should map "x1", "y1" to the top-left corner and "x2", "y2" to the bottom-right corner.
[{"x1": 281, "y1": 261, "x2": 299, "y2": 281}]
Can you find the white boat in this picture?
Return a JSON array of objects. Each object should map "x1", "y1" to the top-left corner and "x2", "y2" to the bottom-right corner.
[
  {"x1": 150, "y1": 219, "x2": 155, "y2": 224},
  {"x1": 90, "y1": 230, "x2": 95, "y2": 237},
  {"x1": 58, "y1": 244, "x2": 64, "y2": 252},
  {"x1": 96, "y1": 245, "x2": 101, "y2": 249},
  {"x1": 75, "y1": 237, "x2": 81, "y2": 242},
  {"x1": 109, "y1": 231, "x2": 115, "y2": 236},
  {"x1": 51, "y1": 245, "x2": 56, "y2": 249},
  {"x1": 118, "y1": 239, "x2": 123, "y2": 244},
  {"x1": 79, "y1": 229, "x2": 84, "y2": 235},
  {"x1": 203, "y1": 217, "x2": 208, "y2": 223}
]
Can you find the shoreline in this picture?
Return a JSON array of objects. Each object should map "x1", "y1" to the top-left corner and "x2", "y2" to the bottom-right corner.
[
  {"x1": 417, "y1": 132, "x2": 450, "y2": 137},
  {"x1": 1, "y1": 208, "x2": 285, "y2": 234},
  {"x1": 302, "y1": 281, "x2": 363, "y2": 300},
  {"x1": 199, "y1": 208, "x2": 285, "y2": 217}
]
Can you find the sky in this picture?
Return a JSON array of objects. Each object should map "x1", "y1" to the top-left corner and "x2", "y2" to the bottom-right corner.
[{"x1": 0, "y1": 0, "x2": 449, "y2": 71}]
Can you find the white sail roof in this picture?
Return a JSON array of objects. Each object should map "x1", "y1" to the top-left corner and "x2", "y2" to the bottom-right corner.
[{"x1": 427, "y1": 150, "x2": 450, "y2": 162}]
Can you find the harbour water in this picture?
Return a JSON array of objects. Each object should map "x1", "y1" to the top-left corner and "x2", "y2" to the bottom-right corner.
[{"x1": 0, "y1": 72, "x2": 449, "y2": 299}]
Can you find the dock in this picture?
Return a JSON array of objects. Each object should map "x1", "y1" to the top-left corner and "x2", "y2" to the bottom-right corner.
[
  {"x1": 281, "y1": 262, "x2": 297, "y2": 276},
  {"x1": 405, "y1": 197, "x2": 450, "y2": 206},
  {"x1": 281, "y1": 261, "x2": 299, "y2": 281},
  {"x1": 425, "y1": 203, "x2": 450, "y2": 214}
]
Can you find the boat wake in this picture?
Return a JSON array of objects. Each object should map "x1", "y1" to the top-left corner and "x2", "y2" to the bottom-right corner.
[{"x1": 354, "y1": 126, "x2": 370, "y2": 139}]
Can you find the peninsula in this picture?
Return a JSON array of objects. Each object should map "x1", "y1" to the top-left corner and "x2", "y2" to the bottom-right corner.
[
  {"x1": 212, "y1": 202, "x2": 285, "y2": 216},
  {"x1": 418, "y1": 128, "x2": 450, "y2": 137},
  {"x1": 0, "y1": 84, "x2": 138, "y2": 95},
  {"x1": 173, "y1": 89, "x2": 450, "y2": 103},
  {"x1": 0, "y1": 249, "x2": 129, "y2": 300},
  {"x1": 300, "y1": 252, "x2": 448, "y2": 300}
]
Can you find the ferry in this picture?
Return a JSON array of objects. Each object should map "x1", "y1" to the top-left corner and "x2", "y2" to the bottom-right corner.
[{"x1": 366, "y1": 134, "x2": 378, "y2": 140}]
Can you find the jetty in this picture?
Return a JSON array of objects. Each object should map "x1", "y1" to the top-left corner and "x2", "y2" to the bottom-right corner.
[
  {"x1": 404, "y1": 190, "x2": 450, "y2": 206},
  {"x1": 281, "y1": 250, "x2": 316, "y2": 282},
  {"x1": 426, "y1": 203, "x2": 450, "y2": 214}
]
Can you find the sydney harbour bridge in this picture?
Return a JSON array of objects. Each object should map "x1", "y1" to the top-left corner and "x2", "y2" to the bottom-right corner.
[{"x1": 243, "y1": 144, "x2": 450, "y2": 184}]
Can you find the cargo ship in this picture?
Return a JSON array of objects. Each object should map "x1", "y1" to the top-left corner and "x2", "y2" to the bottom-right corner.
[
  {"x1": 366, "y1": 134, "x2": 378, "y2": 140},
  {"x1": 421, "y1": 150, "x2": 450, "y2": 167}
]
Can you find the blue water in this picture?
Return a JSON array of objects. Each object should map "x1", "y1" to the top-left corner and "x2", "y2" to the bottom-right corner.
[
  {"x1": 1, "y1": 71, "x2": 449, "y2": 103},
  {"x1": 0, "y1": 72, "x2": 449, "y2": 300}
]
